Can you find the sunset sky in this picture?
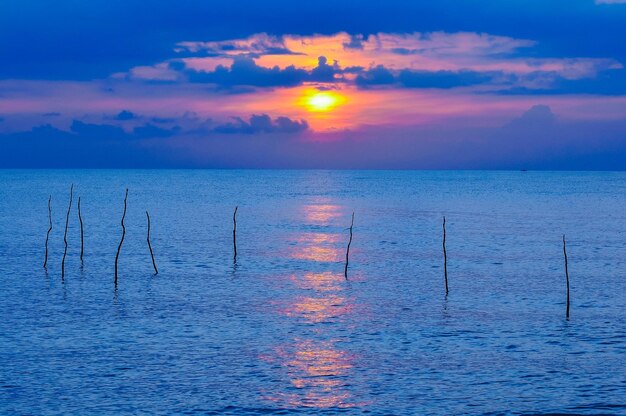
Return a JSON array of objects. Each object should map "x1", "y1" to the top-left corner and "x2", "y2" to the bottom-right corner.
[{"x1": 2, "y1": 0, "x2": 626, "y2": 168}]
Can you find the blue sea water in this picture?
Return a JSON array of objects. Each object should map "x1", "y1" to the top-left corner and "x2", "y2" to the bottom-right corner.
[{"x1": 0, "y1": 170, "x2": 625, "y2": 415}]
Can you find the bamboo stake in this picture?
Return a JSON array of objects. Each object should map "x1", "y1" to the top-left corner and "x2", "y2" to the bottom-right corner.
[
  {"x1": 146, "y1": 210, "x2": 158, "y2": 275},
  {"x1": 443, "y1": 216, "x2": 449, "y2": 295},
  {"x1": 563, "y1": 235, "x2": 570, "y2": 319},
  {"x1": 43, "y1": 195, "x2": 52, "y2": 269},
  {"x1": 114, "y1": 189, "x2": 128, "y2": 287},
  {"x1": 78, "y1": 196, "x2": 84, "y2": 263},
  {"x1": 61, "y1": 184, "x2": 73, "y2": 280},
  {"x1": 344, "y1": 212, "x2": 354, "y2": 279},
  {"x1": 233, "y1": 206, "x2": 238, "y2": 263}
]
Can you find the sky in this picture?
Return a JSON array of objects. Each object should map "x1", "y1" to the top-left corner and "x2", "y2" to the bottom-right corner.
[{"x1": 1, "y1": 0, "x2": 626, "y2": 169}]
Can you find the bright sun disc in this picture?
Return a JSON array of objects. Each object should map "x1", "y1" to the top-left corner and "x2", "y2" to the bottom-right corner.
[{"x1": 306, "y1": 92, "x2": 341, "y2": 112}]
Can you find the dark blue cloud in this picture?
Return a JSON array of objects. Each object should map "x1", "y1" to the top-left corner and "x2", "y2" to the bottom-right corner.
[
  {"x1": 133, "y1": 123, "x2": 180, "y2": 138},
  {"x1": 309, "y1": 56, "x2": 340, "y2": 83},
  {"x1": 0, "y1": 124, "x2": 159, "y2": 168},
  {"x1": 355, "y1": 65, "x2": 395, "y2": 87},
  {"x1": 115, "y1": 110, "x2": 137, "y2": 120},
  {"x1": 355, "y1": 65, "x2": 626, "y2": 93},
  {"x1": 151, "y1": 116, "x2": 178, "y2": 124},
  {"x1": 495, "y1": 68, "x2": 626, "y2": 96},
  {"x1": 356, "y1": 66, "x2": 498, "y2": 89},
  {"x1": 68, "y1": 120, "x2": 186, "y2": 140},
  {"x1": 3, "y1": 0, "x2": 626, "y2": 80},
  {"x1": 70, "y1": 120, "x2": 127, "y2": 141},
  {"x1": 343, "y1": 34, "x2": 365, "y2": 50},
  {"x1": 4, "y1": 109, "x2": 626, "y2": 169},
  {"x1": 213, "y1": 114, "x2": 308, "y2": 134},
  {"x1": 187, "y1": 57, "x2": 308, "y2": 87},
  {"x1": 184, "y1": 55, "x2": 342, "y2": 87},
  {"x1": 398, "y1": 69, "x2": 498, "y2": 89},
  {"x1": 0, "y1": 113, "x2": 309, "y2": 167}
]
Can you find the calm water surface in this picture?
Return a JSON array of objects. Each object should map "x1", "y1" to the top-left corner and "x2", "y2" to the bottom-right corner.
[{"x1": 0, "y1": 170, "x2": 625, "y2": 415}]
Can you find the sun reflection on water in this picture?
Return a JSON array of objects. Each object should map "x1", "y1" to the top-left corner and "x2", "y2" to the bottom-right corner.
[
  {"x1": 290, "y1": 232, "x2": 343, "y2": 262},
  {"x1": 284, "y1": 294, "x2": 353, "y2": 323},
  {"x1": 263, "y1": 202, "x2": 362, "y2": 409},
  {"x1": 302, "y1": 203, "x2": 343, "y2": 225},
  {"x1": 265, "y1": 340, "x2": 355, "y2": 408},
  {"x1": 289, "y1": 271, "x2": 345, "y2": 292}
]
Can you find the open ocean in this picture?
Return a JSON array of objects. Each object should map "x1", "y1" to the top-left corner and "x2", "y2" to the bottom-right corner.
[{"x1": 0, "y1": 169, "x2": 625, "y2": 415}]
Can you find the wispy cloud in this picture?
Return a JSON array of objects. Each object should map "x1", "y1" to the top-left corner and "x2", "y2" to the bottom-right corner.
[{"x1": 156, "y1": 32, "x2": 623, "y2": 91}]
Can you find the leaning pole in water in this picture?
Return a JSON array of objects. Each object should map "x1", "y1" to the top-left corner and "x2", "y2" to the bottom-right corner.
[
  {"x1": 443, "y1": 216, "x2": 449, "y2": 295},
  {"x1": 114, "y1": 189, "x2": 128, "y2": 288},
  {"x1": 563, "y1": 235, "x2": 570, "y2": 319},
  {"x1": 61, "y1": 184, "x2": 74, "y2": 280},
  {"x1": 43, "y1": 195, "x2": 52, "y2": 269},
  {"x1": 233, "y1": 206, "x2": 238, "y2": 263},
  {"x1": 78, "y1": 196, "x2": 84, "y2": 263},
  {"x1": 344, "y1": 212, "x2": 354, "y2": 279},
  {"x1": 146, "y1": 210, "x2": 158, "y2": 275}
]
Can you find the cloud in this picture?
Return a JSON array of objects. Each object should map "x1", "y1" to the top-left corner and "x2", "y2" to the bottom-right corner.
[
  {"x1": 0, "y1": 113, "x2": 308, "y2": 167},
  {"x1": 355, "y1": 65, "x2": 499, "y2": 89},
  {"x1": 115, "y1": 110, "x2": 137, "y2": 120},
  {"x1": 309, "y1": 56, "x2": 341, "y2": 83},
  {"x1": 494, "y1": 67, "x2": 626, "y2": 95},
  {"x1": 213, "y1": 114, "x2": 308, "y2": 134},
  {"x1": 342, "y1": 34, "x2": 365, "y2": 50},
  {"x1": 186, "y1": 56, "x2": 308, "y2": 87},
  {"x1": 502, "y1": 105, "x2": 557, "y2": 148},
  {"x1": 70, "y1": 120, "x2": 128, "y2": 141},
  {"x1": 3, "y1": 1, "x2": 626, "y2": 81},
  {"x1": 179, "y1": 54, "x2": 347, "y2": 87},
  {"x1": 355, "y1": 65, "x2": 395, "y2": 86},
  {"x1": 151, "y1": 116, "x2": 178, "y2": 124},
  {"x1": 133, "y1": 123, "x2": 180, "y2": 138},
  {"x1": 398, "y1": 69, "x2": 497, "y2": 89},
  {"x1": 131, "y1": 31, "x2": 622, "y2": 93},
  {"x1": 4, "y1": 106, "x2": 626, "y2": 170},
  {"x1": 176, "y1": 33, "x2": 292, "y2": 56},
  {"x1": 596, "y1": 0, "x2": 626, "y2": 4},
  {"x1": 509, "y1": 104, "x2": 555, "y2": 125},
  {"x1": 2, "y1": 2, "x2": 626, "y2": 169}
]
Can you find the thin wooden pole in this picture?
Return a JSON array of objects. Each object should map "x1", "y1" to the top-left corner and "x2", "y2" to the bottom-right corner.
[
  {"x1": 344, "y1": 212, "x2": 354, "y2": 279},
  {"x1": 146, "y1": 210, "x2": 158, "y2": 275},
  {"x1": 78, "y1": 196, "x2": 84, "y2": 263},
  {"x1": 61, "y1": 184, "x2": 73, "y2": 280},
  {"x1": 233, "y1": 206, "x2": 238, "y2": 263},
  {"x1": 114, "y1": 189, "x2": 128, "y2": 287},
  {"x1": 443, "y1": 216, "x2": 449, "y2": 295},
  {"x1": 563, "y1": 235, "x2": 570, "y2": 319},
  {"x1": 43, "y1": 195, "x2": 52, "y2": 269}
]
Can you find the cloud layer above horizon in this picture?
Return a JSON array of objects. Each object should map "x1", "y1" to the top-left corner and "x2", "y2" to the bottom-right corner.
[{"x1": 1, "y1": 0, "x2": 626, "y2": 169}]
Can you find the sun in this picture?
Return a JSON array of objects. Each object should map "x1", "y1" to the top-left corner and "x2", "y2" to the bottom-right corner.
[{"x1": 304, "y1": 91, "x2": 344, "y2": 112}]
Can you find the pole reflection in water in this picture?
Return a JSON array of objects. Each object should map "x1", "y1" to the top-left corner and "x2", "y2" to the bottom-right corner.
[{"x1": 262, "y1": 201, "x2": 362, "y2": 409}]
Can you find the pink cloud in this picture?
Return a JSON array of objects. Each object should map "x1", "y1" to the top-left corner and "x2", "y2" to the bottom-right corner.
[{"x1": 170, "y1": 32, "x2": 620, "y2": 82}]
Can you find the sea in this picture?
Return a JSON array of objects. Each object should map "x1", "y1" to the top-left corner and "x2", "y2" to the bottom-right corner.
[{"x1": 0, "y1": 170, "x2": 625, "y2": 414}]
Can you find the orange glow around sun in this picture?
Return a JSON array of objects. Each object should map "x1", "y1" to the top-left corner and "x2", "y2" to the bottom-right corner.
[{"x1": 303, "y1": 91, "x2": 345, "y2": 112}]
